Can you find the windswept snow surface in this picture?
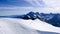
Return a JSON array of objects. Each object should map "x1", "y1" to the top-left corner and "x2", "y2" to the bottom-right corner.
[{"x1": 0, "y1": 18, "x2": 60, "y2": 34}]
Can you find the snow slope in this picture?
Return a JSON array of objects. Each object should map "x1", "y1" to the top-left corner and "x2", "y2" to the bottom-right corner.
[{"x1": 0, "y1": 18, "x2": 60, "y2": 34}]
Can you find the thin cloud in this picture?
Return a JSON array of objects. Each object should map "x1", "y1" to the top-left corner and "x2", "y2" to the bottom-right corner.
[
  {"x1": 24, "y1": 0, "x2": 45, "y2": 7},
  {"x1": 43, "y1": 0, "x2": 60, "y2": 7}
]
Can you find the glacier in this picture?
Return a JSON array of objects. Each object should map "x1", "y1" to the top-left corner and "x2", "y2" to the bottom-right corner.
[{"x1": 0, "y1": 18, "x2": 60, "y2": 34}]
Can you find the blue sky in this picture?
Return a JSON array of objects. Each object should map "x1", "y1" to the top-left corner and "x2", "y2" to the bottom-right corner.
[
  {"x1": 0, "y1": 0, "x2": 45, "y2": 16},
  {"x1": 0, "y1": 0, "x2": 33, "y2": 16},
  {"x1": 0, "y1": 0, "x2": 60, "y2": 16},
  {"x1": 0, "y1": 0, "x2": 32, "y2": 7}
]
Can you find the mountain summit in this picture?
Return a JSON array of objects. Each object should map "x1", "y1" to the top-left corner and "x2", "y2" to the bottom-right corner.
[{"x1": 0, "y1": 12, "x2": 60, "y2": 27}]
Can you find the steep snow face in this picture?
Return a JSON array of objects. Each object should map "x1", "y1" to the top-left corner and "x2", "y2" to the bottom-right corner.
[
  {"x1": 0, "y1": 18, "x2": 60, "y2": 34},
  {"x1": 0, "y1": 18, "x2": 39, "y2": 34},
  {"x1": 16, "y1": 19, "x2": 60, "y2": 33}
]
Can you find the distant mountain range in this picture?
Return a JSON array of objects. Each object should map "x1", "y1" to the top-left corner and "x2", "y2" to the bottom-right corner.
[{"x1": 0, "y1": 11, "x2": 60, "y2": 27}]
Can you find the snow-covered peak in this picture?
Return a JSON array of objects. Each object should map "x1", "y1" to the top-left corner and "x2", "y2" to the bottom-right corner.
[
  {"x1": 0, "y1": 18, "x2": 60, "y2": 33},
  {"x1": 0, "y1": 12, "x2": 60, "y2": 27}
]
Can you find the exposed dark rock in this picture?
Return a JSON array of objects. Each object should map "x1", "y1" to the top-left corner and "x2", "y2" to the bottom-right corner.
[{"x1": 0, "y1": 11, "x2": 60, "y2": 27}]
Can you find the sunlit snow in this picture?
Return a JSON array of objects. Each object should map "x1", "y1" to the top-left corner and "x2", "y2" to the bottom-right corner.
[{"x1": 0, "y1": 18, "x2": 60, "y2": 34}]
